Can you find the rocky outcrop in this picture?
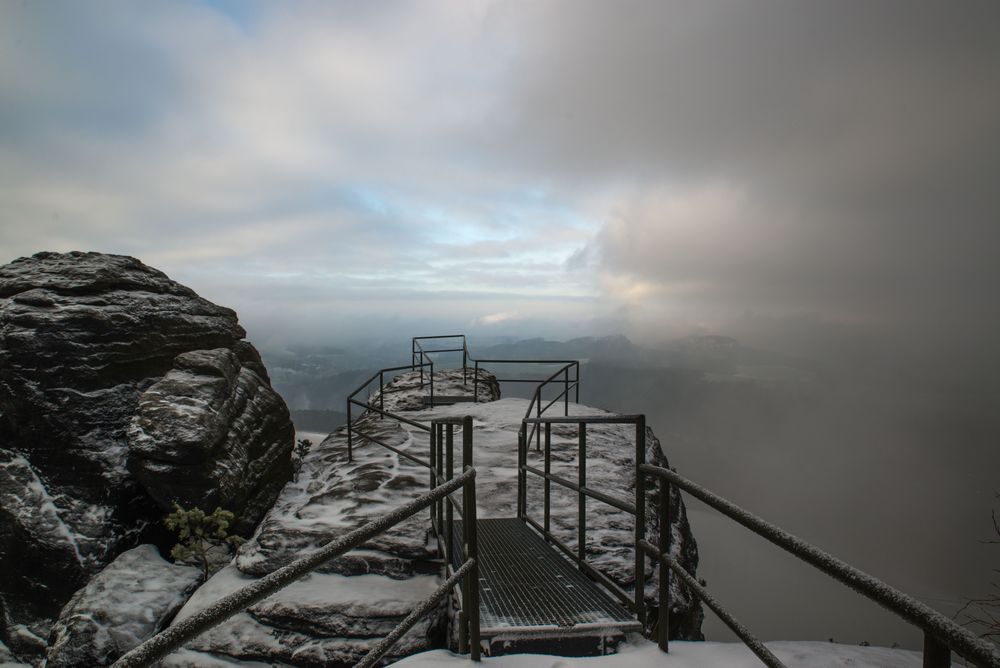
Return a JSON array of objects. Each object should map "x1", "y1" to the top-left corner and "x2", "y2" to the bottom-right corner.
[
  {"x1": 169, "y1": 369, "x2": 700, "y2": 665},
  {"x1": 127, "y1": 348, "x2": 294, "y2": 534},
  {"x1": 44, "y1": 545, "x2": 201, "y2": 667},
  {"x1": 0, "y1": 251, "x2": 293, "y2": 662}
]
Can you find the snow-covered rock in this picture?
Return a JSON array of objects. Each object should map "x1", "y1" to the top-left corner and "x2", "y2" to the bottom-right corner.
[
  {"x1": 161, "y1": 566, "x2": 445, "y2": 667},
  {"x1": 163, "y1": 368, "x2": 700, "y2": 664},
  {"x1": 394, "y1": 637, "x2": 925, "y2": 668},
  {"x1": 44, "y1": 545, "x2": 201, "y2": 667},
  {"x1": 0, "y1": 251, "x2": 294, "y2": 660},
  {"x1": 0, "y1": 638, "x2": 31, "y2": 668},
  {"x1": 127, "y1": 348, "x2": 294, "y2": 534}
]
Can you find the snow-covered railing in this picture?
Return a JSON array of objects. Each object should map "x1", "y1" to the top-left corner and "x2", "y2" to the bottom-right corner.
[
  {"x1": 428, "y1": 415, "x2": 482, "y2": 658},
  {"x1": 410, "y1": 335, "x2": 581, "y2": 416},
  {"x1": 346, "y1": 360, "x2": 434, "y2": 461},
  {"x1": 640, "y1": 464, "x2": 1000, "y2": 668},
  {"x1": 110, "y1": 467, "x2": 481, "y2": 668},
  {"x1": 518, "y1": 414, "x2": 650, "y2": 629},
  {"x1": 413, "y1": 334, "x2": 468, "y2": 383}
]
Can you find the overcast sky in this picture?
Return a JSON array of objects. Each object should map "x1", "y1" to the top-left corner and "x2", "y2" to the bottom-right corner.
[{"x1": 2, "y1": 1, "x2": 998, "y2": 357}]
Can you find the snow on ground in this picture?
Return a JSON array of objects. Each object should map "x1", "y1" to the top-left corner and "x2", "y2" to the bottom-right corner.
[
  {"x1": 394, "y1": 637, "x2": 925, "y2": 668},
  {"x1": 0, "y1": 638, "x2": 30, "y2": 668}
]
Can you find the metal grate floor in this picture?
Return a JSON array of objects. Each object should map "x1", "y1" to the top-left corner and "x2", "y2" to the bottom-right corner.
[{"x1": 452, "y1": 518, "x2": 640, "y2": 635}]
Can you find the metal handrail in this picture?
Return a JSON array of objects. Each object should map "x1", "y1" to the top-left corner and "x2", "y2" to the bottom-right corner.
[
  {"x1": 347, "y1": 359, "x2": 434, "y2": 461},
  {"x1": 517, "y1": 412, "x2": 1000, "y2": 667},
  {"x1": 517, "y1": 414, "x2": 649, "y2": 628},
  {"x1": 516, "y1": 361, "x2": 581, "y2": 452},
  {"x1": 640, "y1": 463, "x2": 1000, "y2": 668},
  {"x1": 111, "y1": 468, "x2": 480, "y2": 668}
]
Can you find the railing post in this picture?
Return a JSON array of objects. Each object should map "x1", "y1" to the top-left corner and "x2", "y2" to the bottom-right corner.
[
  {"x1": 544, "y1": 421, "x2": 552, "y2": 536},
  {"x1": 578, "y1": 422, "x2": 587, "y2": 568},
  {"x1": 462, "y1": 415, "x2": 473, "y2": 472},
  {"x1": 635, "y1": 415, "x2": 647, "y2": 629},
  {"x1": 430, "y1": 361, "x2": 435, "y2": 405},
  {"x1": 446, "y1": 424, "x2": 454, "y2": 569},
  {"x1": 923, "y1": 632, "x2": 950, "y2": 668},
  {"x1": 463, "y1": 415, "x2": 481, "y2": 661},
  {"x1": 463, "y1": 340, "x2": 468, "y2": 385},
  {"x1": 658, "y1": 474, "x2": 671, "y2": 651},
  {"x1": 429, "y1": 426, "x2": 437, "y2": 530},
  {"x1": 346, "y1": 399, "x2": 353, "y2": 462},
  {"x1": 462, "y1": 415, "x2": 480, "y2": 661},
  {"x1": 437, "y1": 425, "x2": 444, "y2": 537},
  {"x1": 517, "y1": 429, "x2": 525, "y2": 519},
  {"x1": 564, "y1": 366, "x2": 569, "y2": 416},
  {"x1": 474, "y1": 362, "x2": 479, "y2": 403},
  {"x1": 536, "y1": 390, "x2": 541, "y2": 451},
  {"x1": 575, "y1": 362, "x2": 580, "y2": 403},
  {"x1": 379, "y1": 371, "x2": 384, "y2": 419}
]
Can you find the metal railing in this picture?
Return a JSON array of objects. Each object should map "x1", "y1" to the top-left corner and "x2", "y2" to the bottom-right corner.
[
  {"x1": 517, "y1": 414, "x2": 648, "y2": 629},
  {"x1": 517, "y1": 413, "x2": 1000, "y2": 668},
  {"x1": 111, "y1": 467, "x2": 480, "y2": 668},
  {"x1": 428, "y1": 416, "x2": 481, "y2": 657},
  {"x1": 411, "y1": 335, "x2": 581, "y2": 410},
  {"x1": 639, "y1": 464, "x2": 1000, "y2": 668},
  {"x1": 346, "y1": 359, "x2": 434, "y2": 462}
]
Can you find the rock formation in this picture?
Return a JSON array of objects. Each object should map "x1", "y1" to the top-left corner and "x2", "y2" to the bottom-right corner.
[
  {"x1": 0, "y1": 251, "x2": 293, "y2": 662},
  {"x1": 167, "y1": 369, "x2": 702, "y2": 666},
  {"x1": 44, "y1": 545, "x2": 201, "y2": 668}
]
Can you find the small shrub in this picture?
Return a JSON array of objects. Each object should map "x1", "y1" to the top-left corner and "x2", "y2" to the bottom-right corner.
[
  {"x1": 165, "y1": 504, "x2": 245, "y2": 581},
  {"x1": 294, "y1": 438, "x2": 312, "y2": 481}
]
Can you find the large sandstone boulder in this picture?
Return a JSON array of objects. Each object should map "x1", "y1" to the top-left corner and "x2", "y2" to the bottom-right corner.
[
  {"x1": 0, "y1": 251, "x2": 293, "y2": 661},
  {"x1": 44, "y1": 545, "x2": 201, "y2": 668},
  {"x1": 128, "y1": 348, "x2": 294, "y2": 534}
]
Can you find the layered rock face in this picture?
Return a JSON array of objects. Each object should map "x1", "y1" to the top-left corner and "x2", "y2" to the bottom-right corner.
[
  {"x1": 44, "y1": 545, "x2": 201, "y2": 668},
  {"x1": 128, "y1": 348, "x2": 294, "y2": 534},
  {"x1": 0, "y1": 251, "x2": 293, "y2": 661}
]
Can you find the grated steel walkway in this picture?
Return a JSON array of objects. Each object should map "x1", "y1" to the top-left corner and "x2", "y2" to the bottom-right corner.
[{"x1": 452, "y1": 518, "x2": 640, "y2": 636}]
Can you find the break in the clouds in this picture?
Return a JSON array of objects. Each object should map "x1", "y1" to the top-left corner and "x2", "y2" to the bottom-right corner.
[{"x1": 2, "y1": 1, "x2": 998, "y2": 355}]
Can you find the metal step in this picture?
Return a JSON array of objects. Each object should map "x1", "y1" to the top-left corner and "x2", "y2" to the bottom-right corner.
[{"x1": 452, "y1": 518, "x2": 640, "y2": 657}]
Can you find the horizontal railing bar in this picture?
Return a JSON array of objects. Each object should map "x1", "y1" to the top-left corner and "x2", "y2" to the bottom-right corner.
[
  {"x1": 474, "y1": 359, "x2": 579, "y2": 364},
  {"x1": 639, "y1": 465, "x2": 1000, "y2": 668},
  {"x1": 356, "y1": 558, "x2": 475, "y2": 668},
  {"x1": 523, "y1": 465, "x2": 636, "y2": 515},
  {"x1": 350, "y1": 428, "x2": 431, "y2": 469},
  {"x1": 540, "y1": 384, "x2": 579, "y2": 415},
  {"x1": 522, "y1": 516, "x2": 634, "y2": 610},
  {"x1": 638, "y1": 540, "x2": 785, "y2": 668},
  {"x1": 420, "y1": 347, "x2": 465, "y2": 353},
  {"x1": 495, "y1": 377, "x2": 578, "y2": 384},
  {"x1": 112, "y1": 469, "x2": 477, "y2": 668},
  {"x1": 524, "y1": 415, "x2": 643, "y2": 424},
  {"x1": 413, "y1": 335, "x2": 465, "y2": 341},
  {"x1": 348, "y1": 364, "x2": 432, "y2": 399},
  {"x1": 349, "y1": 400, "x2": 432, "y2": 432}
]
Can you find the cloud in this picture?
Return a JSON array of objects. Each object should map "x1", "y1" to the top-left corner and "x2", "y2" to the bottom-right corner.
[
  {"x1": 483, "y1": 1, "x2": 1000, "y2": 357},
  {"x1": 473, "y1": 310, "x2": 523, "y2": 327},
  {"x1": 1, "y1": 0, "x2": 998, "y2": 360}
]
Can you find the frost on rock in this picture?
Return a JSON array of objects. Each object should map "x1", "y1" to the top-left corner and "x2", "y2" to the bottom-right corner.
[
  {"x1": 0, "y1": 251, "x2": 294, "y2": 661},
  {"x1": 127, "y1": 348, "x2": 294, "y2": 534},
  {"x1": 0, "y1": 637, "x2": 31, "y2": 668},
  {"x1": 159, "y1": 566, "x2": 444, "y2": 667},
  {"x1": 163, "y1": 367, "x2": 700, "y2": 665},
  {"x1": 44, "y1": 544, "x2": 202, "y2": 667}
]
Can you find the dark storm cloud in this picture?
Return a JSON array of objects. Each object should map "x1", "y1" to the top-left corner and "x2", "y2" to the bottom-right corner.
[{"x1": 488, "y1": 1, "x2": 1000, "y2": 358}]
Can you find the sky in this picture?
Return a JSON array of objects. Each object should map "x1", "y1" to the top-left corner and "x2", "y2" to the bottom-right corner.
[{"x1": 2, "y1": 0, "x2": 999, "y2": 361}]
